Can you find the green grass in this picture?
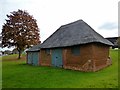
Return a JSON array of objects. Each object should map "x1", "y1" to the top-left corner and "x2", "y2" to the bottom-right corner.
[{"x1": 2, "y1": 50, "x2": 118, "y2": 88}]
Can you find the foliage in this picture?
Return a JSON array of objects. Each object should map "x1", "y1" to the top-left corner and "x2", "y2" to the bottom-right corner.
[
  {"x1": 2, "y1": 50, "x2": 118, "y2": 88},
  {"x1": 2, "y1": 9, "x2": 40, "y2": 59}
]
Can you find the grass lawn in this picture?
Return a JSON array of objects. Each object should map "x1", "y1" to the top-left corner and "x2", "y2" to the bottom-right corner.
[{"x1": 2, "y1": 49, "x2": 118, "y2": 88}]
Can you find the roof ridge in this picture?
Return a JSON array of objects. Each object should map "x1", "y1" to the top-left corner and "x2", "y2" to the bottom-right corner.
[
  {"x1": 84, "y1": 22, "x2": 104, "y2": 39},
  {"x1": 60, "y1": 19, "x2": 83, "y2": 28},
  {"x1": 42, "y1": 19, "x2": 83, "y2": 45},
  {"x1": 82, "y1": 21, "x2": 113, "y2": 45},
  {"x1": 41, "y1": 27, "x2": 61, "y2": 45}
]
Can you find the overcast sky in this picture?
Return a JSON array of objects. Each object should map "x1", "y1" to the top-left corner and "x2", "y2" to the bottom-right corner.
[{"x1": 0, "y1": 0, "x2": 118, "y2": 51}]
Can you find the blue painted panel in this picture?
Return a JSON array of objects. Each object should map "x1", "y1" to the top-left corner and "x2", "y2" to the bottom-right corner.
[
  {"x1": 27, "y1": 52, "x2": 33, "y2": 64},
  {"x1": 32, "y1": 52, "x2": 39, "y2": 66},
  {"x1": 52, "y1": 48, "x2": 63, "y2": 67}
]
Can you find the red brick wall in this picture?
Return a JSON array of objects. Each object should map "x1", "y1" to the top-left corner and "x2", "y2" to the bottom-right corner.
[
  {"x1": 40, "y1": 49, "x2": 51, "y2": 66},
  {"x1": 92, "y1": 43, "x2": 111, "y2": 71},
  {"x1": 63, "y1": 44, "x2": 94, "y2": 71},
  {"x1": 63, "y1": 43, "x2": 111, "y2": 72}
]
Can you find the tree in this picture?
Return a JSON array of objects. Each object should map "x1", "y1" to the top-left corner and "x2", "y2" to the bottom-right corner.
[{"x1": 2, "y1": 9, "x2": 40, "y2": 59}]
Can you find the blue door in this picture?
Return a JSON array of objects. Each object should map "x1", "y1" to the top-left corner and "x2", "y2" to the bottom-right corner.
[
  {"x1": 32, "y1": 52, "x2": 39, "y2": 66},
  {"x1": 52, "y1": 48, "x2": 63, "y2": 67},
  {"x1": 27, "y1": 52, "x2": 33, "y2": 64}
]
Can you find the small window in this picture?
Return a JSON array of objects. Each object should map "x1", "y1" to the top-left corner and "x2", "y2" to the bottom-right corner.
[
  {"x1": 45, "y1": 49, "x2": 50, "y2": 55},
  {"x1": 71, "y1": 46, "x2": 80, "y2": 56}
]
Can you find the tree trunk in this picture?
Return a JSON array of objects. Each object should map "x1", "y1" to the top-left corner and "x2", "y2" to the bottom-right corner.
[
  {"x1": 17, "y1": 49, "x2": 21, "y2": 59},
  {"x1": 18, "y1": 51, "x2": 21, "y2": 59}
]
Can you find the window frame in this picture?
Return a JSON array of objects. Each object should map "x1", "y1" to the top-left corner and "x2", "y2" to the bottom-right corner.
[
  {"x1": 45, "y1": 49, "x2": 50, "y2": 55},
  {"x1": 71, "y1": 46, "x2": 80, "y2": 56}
]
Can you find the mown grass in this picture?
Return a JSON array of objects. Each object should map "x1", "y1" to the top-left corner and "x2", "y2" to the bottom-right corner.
[{"x1": 2, "y1": 49, "x2": 118, "y2": 88}]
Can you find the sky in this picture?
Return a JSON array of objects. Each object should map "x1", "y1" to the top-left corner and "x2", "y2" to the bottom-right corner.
[{"x1": 0, "y1": 0, "x2": 119, "y2": 51}]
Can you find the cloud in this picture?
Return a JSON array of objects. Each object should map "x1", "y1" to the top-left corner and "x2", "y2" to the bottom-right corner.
[{"x1": 99, "y1": 22, "x2": 118, "y2": 30}]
